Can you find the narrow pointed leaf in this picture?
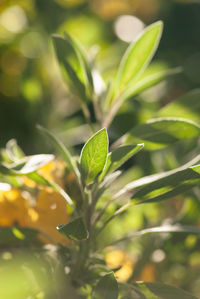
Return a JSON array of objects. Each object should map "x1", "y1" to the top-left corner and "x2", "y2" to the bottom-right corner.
[
  {"x1": 99, "y1": 144, "x2": 144, "y2": 180},
  {"x1": 114, "y1": 154, "x2": 200, "y2": 199},
  {"x1": 131, "y1": 164, "x2": 200, "y2": 204},
  {"x1": 134, "y1": 282, "x2": 198, "y2": 299},
  {"x1": 57, "y1": 217, "x2": 88, "y2": 241},
  {"x1": 52, "y1": 34, "x2": 87, "y2": 102},
  {"x1": 37, "y1": 125, "x2": 80, "y2": 183},
  {"x1": 115, "y1": 21, "x2": 163, "y2": 94},
  {"x1": 120, "y1": 67, "x2": 182, "y2": 102},
  {"x1": 123, "y1": 117, "x2": 200, "y2": 150},
  {"x1": 110, "y1": 224, "x2": 200, "y2": 246},
  {"x1": 80, "y1": 128, "x2": 109, "y2": 185},
  {"x1": 94, "y1": 272, "x2": 118, "y2": 299},
  {"x1": 28, "y1": 172, "x2": 74, "y2": 207},
  {"x1": 64, "y1": 32, "x2": 94, "y2": 94}
]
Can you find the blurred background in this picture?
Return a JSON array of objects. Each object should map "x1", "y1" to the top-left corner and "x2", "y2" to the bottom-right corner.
[
  {"x1": 0, "y1": 0, "x2": 200, "y2": 297},
  {"x1": 0, "y1": 0, "x2": 200, "y2": 153}
]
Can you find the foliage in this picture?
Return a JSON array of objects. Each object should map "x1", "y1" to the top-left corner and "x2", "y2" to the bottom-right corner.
[{"x1": 0, "y1": 18, "x2": 200, "y2": 298}]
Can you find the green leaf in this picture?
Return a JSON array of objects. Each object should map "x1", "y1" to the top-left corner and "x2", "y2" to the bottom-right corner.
[
  {"x1": 114, "y1": 154, "x2": 200, "y2": 200},
  {"x1": 134, "y1": 282, "x2": 198, "y2": 299},
  {"x1": 94, "y1": 272, "x2": 118, "y2": 299},
  {"x1": 0, "y1": 154, "x2": 54, "y2": 175},
  {"x1": 37, "y1": 125, "x2": 80, "y2": 184},
  {"x1": 99, "y1": 144, "x2": 144, "y2": 180},
  {"x1": 28, "y1": 172, "x2": 74, "y2": 207},
  {"x1": 52, "y1": 34, "x2": 88, "y2": 102},
  {"x1": 158, "y1": 89, "x2": 200, "y2": 123},
  {"x1": 115, "y1": 21, "x2": 163, "y2": 94},
  {"x1": 110, "y1": 224, "x2": 200, "y2": 246},
  {"x1": 131, "y1": 163, "x2": 200, "y2": 205},
  {"x1": 120, "y1": 67, "x2": 182, "y2": 102},
  {"x1": 57, "y1": 217, "x2": 88, "y2": 241},
  {"x1": 123, "y1": 117, "x2": 200, "y2": 150},
  {"x1": 64, "y1": 32, "x2": 94, "y2": 95},
  {"x1": 80, "y1": 128, "x2": 109, "y2": 185}
]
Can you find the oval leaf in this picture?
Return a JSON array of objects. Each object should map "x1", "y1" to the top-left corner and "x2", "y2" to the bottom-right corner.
[
  {"x1": 80, "y1": 128, "x2": 109, "y2": 185},
  {"x1": 57, "y1": 217, "x2": 88, "y2": 241},
  {"x1": 94, "y1": 272, "x2": 118, "y2": 299},
  {"x1": 115, "y1": 21, "x2": 163, "y2": 94}
]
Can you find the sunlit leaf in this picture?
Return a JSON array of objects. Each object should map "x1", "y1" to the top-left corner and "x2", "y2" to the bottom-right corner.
[
  {"x1": 99, "y1": 144, "x2": 144, "y2": 180},
  {"x1": 115, "y1": 21, "x2": 163, "y2": 94},
  {"x1": 80, "y1": 128, "x2": 108, "y2": 185},
  {"x1": 94, "y1": 272, "x2": 118, "y2": 299},
  {"x1": 114, "y1": 154, "x2": 200, "y2": 199},
  {"x1": 57, "y1": 217, "x2": 88, "y2": 241},
  {"x1": 120, "y1": 67, "x2": 182, "y2": 102},
  {"x1": 0, "y1": 182, "x2": 11, "y2": 191},
  {"x1": 6, "y1": 139, "x2": 24, "y2": 161},
  {"x1": 0, "y1": 154, "x2": 54, "y2": 175},
  {"x1": 123, "y1": 117, "x2": 200, "y2": 150},
  {"x1": 131, "y1": 163, "x2": 200, "y2": 204}
]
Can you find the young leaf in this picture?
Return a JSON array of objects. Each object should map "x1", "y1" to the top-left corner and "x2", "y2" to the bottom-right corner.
[
  {"x1": 6, "y1": 139, "x2": 24, "y2": 161},
  {"x1": 134, "y1": 282, "x2": 198, "y2": 299},
  {"x1": 115, "y1": 21, "x2": 163, "y2": 94},
  {"x1": 123, "y1": 117, "x2": 200, "y2": 150},
  {"x1": 120, "y1": 67, "x2": 182, "y2": 102},
  {"x1": 64, "y1": 32, "x2": 94, "y2": 95},
  {"x1": 57, "y1": 217, "x2": 88, "y2": 241},
  {"x1": 52, "y1": 34, "x2": 87, "y2": 102},
  {"x1": 99, "y1": 144, "x2": 144, "y2": 180},
  {"x1": 37, "y1": 125, "x2": 80, "y2": 184},
  {"x1": 94, "y1": 272, "x2": 118, "y2": 299},
  {"x1": 80, "y1": 128, "x2": 108, "y2": 185}
]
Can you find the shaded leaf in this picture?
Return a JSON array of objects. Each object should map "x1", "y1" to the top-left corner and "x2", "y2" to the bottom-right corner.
[
  {"x1": 115, "y1": 21, "x2": 163, "y2": 94},
  {"x1": 134, "y1": 282, "x2": 198, "y2": 299},
  {"x1": 57, "y1": 217, "x2": 88, "y2": 241},
  {"x1": 123, "y1": 117, "x2": 200, "y2": 150},
  {"x1": 80, "y1": 128, "x2": 108, "y2": 185},
  {"x1": 94, "y1": 272, "x2": 118, "y2": 299}
]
